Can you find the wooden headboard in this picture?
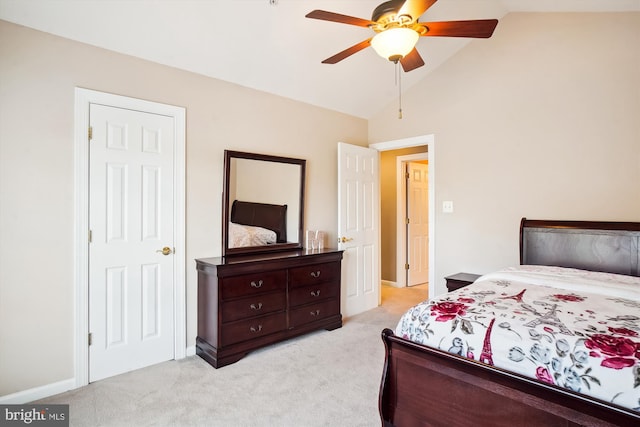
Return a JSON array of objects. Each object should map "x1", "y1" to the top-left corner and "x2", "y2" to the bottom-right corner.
[
  {"x1": 519, "y1": 218, "x2": 640, "y2": 277},
  {"x1": 230, "y1": 200, "x2": 288, "y2": 243}
]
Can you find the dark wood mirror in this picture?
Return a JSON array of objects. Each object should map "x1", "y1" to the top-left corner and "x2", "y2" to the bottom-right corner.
[{"x1": 222, "y1": 150, "x2": 306, "y2": 256}]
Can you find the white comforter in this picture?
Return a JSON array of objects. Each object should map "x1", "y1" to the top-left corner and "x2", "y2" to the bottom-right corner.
[{"x1": 228, "y1": 222, "x2": 276, "y2": 248}]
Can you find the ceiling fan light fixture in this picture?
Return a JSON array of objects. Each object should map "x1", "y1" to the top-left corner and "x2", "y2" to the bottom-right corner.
[{"x1": 371, "y1": 27, "x2": 419, "y2": 62}]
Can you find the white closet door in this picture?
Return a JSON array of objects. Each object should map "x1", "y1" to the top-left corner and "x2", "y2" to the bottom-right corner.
[{"x1": 89, "y1": 104, "x2": 175, "y2": 382}]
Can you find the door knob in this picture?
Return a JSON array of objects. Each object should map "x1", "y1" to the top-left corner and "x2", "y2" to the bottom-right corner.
[
  {"x1": 157, "y1": 246, "x2": 173, "y2": 256},
  {"x1": 338, "y1": 237, "x2": 353, "y2": 243}
]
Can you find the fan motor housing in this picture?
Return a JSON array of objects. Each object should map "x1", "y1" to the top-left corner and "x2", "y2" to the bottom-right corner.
[{"x1": 371, "y1": 0, "x2": 406, "y2": 25}]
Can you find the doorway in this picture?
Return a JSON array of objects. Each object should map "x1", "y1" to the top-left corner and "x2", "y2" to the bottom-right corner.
[
  {"x1": 370, "y1": 135, "x2": 435, "y2": 298},
  {"x1": 74, "y1": 88, "x2": 186, "y2": 387}
]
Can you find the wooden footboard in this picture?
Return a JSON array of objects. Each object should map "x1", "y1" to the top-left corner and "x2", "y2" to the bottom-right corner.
[{"x1": 379, "y1": 329, "x2": 639, "y2": 427}]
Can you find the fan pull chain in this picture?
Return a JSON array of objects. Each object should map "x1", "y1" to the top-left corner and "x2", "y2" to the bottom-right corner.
[{"x1": 397, "y1": 62, "x2": 403, "y2": 119}]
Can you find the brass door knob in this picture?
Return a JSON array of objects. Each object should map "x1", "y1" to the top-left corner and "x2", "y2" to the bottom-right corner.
[
  {"x1": 157, "y1": 246, "x2": 173, "y2": 256},
  {"x1": 338, "y1": 237, "x2": 353, "y2": 243}
]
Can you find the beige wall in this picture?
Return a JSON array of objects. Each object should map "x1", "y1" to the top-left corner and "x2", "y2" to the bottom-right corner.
[
  {"x1": 380, "y1": 146, "x2": 427, "y2": 282},
  {"x1": 0, "y1": 20, "x2": 367, "y2": 396},
  {"x1": 370, "y1": 12, "x2": 640, "y2": 294}
]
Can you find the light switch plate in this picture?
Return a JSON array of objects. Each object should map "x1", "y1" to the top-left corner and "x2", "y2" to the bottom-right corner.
[{"x1": 443, "y1": 201, "x2": 454, "y2": 213}]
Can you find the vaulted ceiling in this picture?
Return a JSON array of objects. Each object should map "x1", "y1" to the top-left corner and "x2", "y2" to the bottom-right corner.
[{"x1": 1, "y1": 0, "x2": 638, "y2": 118}]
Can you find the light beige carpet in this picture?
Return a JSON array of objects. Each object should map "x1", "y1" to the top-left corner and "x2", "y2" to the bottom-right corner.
[{"x1": 37, "y1": 284, "x2": 428, "y2": 427}]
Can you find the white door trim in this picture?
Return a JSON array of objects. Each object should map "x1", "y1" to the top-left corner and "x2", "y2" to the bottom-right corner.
[
  {"x1": 369, "y1": 135, "x2": 435, "y2": 297},
  {"x1": 74, "y1": 88, "x2": 186, "y2": 388},
  {"x1": 395, "y1": 153, "x2": 429, "y2": 288}
]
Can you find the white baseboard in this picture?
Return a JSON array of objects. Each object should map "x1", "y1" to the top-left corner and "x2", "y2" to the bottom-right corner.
[
  {"x1": 1, "y1": 347, "x2": 195, "y2": 404},
  {"x1": 186, "y1": 345, "x2": 196, "y2": 357},
  {"x1": 382, "y1": 279, "x2": 401, "y2": 288},
  {"x1": 0, "y1": 378, "x2": 76, "y2": 404}
]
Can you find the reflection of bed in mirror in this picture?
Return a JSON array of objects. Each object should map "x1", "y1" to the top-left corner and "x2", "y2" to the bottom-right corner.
[{"x1": 228, "y1": 200, "x2": 287, "y2": 248}]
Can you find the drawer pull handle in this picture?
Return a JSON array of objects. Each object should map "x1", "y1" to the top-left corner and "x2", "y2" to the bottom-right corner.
[
  {"x1": 310, "y1": 271, "x2": 321, "y2": 278},
  {"x1": 250, "y1": 280, "x2": 263, "y2": 288},
  {"x1": 310, "y1": 290, "x2": 321, "y2": 297},
  {"x1": 250, "y1": 303, "x2": 263, "y2": 310},
  {"x1": 310, "y1": 309, "x2": 321, "y2": 316},
  {"x1": 250, "y1": 325, "x2": 263, "y2": 333}
]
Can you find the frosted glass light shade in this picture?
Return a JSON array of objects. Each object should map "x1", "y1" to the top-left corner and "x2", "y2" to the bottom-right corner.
[{"x1": 370, "y1": 28, "x2": 419, "y2": 62}]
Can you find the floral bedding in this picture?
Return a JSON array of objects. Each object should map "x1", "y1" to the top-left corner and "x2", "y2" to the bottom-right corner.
[
  {"x1": 228, "y1": 222, "x2": 276, "y2": 248},
  {"x1": 396, "y1": 265, "x2": 640, "y2": 411}
]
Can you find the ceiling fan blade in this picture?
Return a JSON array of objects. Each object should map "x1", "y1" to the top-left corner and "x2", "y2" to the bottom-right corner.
[
  {"x1": 419, "y1": 19, "x2": 499, "y2": 38},
  {"x1": 305, "y1": 10, "x2": 375, "y2": 28},
  {"x1": 397, "y1": 0, "x2": 438, "y2": 22},
  {"x1": 400, "y1": 48, "x2": 425, "y2": 72},
  {"x1": 321, "y1": 39, "x2": 373, "y2": 64}
]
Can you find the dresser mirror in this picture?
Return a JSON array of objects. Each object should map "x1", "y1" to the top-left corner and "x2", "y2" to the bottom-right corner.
[{"x1": 222, "y1": 150, "x2": 306, "y2": 256}]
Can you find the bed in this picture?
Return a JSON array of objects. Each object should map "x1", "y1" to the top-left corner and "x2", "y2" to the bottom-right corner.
[
  {"x1": 228, "y1": 200, "x2": 287, "y2": 247},
  {"x1": 379, "y1": 218, "x2": 640, "y2": 427}
]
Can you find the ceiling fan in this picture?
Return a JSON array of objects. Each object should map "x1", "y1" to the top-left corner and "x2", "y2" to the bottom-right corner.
[{"x1": 306, "y1": 0, "x2": 498, "y2": 72}]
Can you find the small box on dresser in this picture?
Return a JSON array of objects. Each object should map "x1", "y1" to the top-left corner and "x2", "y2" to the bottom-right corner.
[{"x1": 196, "y1": 248, "x2": 343, "y2": 368}]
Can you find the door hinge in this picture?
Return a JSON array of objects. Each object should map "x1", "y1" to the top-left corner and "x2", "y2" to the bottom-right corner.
[
  {"x1": 405, "y1": 218, "x2": 410, "y2": 225},
  {"x1": 88, "y1": 229, "x2": 92, "y2": 243},
  {"x1": 88, "y1": 333, "x2": 93, "y2": 346},
  {"x1": 88, "y1": 126, "x2": 93, "y2": 141},
  {"x1": 405, "y1": 263, "x2": 410, "y2": 270}
]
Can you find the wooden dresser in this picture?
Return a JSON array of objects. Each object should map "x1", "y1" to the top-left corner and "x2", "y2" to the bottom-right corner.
[{"x1": 196, "y1": 248, "x2": 343, "y2": 368}]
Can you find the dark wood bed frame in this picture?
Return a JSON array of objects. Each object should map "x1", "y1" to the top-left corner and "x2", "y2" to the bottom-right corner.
[
  {"x1": 230, "y1": 200, "x2": 288, "y2": 243},
  {"x1": 379, "y1": 218, "x2": 640, "y2": 427}
]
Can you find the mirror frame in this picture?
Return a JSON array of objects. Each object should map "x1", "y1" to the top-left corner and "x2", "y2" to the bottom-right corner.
[{"x1": 222, "y1": 150, "x2": 306, "y2": 256}]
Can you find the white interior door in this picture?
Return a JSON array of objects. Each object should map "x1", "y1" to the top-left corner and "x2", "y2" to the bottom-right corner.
[
  {"x1": 89, "y1": 104, "x2": 175, "y2": 382},
  {"x1": 407, "y1": 161, "x2": 429, "y2": 286},
  {"x1": 337, "y1": 142, "x2": 380, "y2": 317}
]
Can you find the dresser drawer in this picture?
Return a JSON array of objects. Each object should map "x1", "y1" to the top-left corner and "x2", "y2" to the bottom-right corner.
[
  {"x1": 289, "y1": 262, "x2": 339, "y2": 288},
  {"x1": 289, "y1": 281, "x2": 339, "y2": 307},
  {"x1": 289, "y1": 299, "x2": 340, "y2": 328},
  {"x1": 221, "y1": 292, "x2": 286, "y2": 323},
  {"x1": 221, "y1": 312, "x2": 286, "y2": 347},
  {"x1": 221, "y1": 270, "x2": 286, "y2": 299}
]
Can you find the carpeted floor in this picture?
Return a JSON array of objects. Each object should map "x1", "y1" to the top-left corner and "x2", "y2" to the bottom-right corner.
[{"x1": 37, "y1": 284, "x2": 428, "y2": 427}]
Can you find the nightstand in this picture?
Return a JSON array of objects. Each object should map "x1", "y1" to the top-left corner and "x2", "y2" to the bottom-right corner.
[{"x1": 445, "y1": 273, "x2": 481, "y2": 292}]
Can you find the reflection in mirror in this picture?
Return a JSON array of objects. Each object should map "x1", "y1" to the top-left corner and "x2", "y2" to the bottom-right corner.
[
  {"x1": 228, "y1": 159, "x2": 300, "y2": 246},
  {"x1": 223, "y1": 150, "x2": 305, "y2": 256}
]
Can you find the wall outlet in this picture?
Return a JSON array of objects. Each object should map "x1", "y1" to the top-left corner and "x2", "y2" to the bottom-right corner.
[{"x1": 442, "y1": 201, "x2": 454, "y2": 213}]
